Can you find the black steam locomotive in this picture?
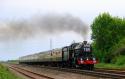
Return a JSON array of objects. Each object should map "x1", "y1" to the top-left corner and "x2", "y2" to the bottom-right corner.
[{"x1": 19, "y1": 41, "x2": 97, "y2": 70}]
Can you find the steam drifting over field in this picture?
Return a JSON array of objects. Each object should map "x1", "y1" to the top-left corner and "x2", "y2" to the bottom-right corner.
[{"x1": 0, "y1": 14, "x2": 89, "y2": 41}]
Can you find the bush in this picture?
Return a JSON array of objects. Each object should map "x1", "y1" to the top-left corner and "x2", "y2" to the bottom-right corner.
[{"x1": 112, "y1": 55, "x2": 125, "y2": 65}]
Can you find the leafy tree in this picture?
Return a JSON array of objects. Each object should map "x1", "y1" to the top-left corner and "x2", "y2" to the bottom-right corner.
[{"x1": 91, "y1": 13, "x2": 125, "y2": 62}]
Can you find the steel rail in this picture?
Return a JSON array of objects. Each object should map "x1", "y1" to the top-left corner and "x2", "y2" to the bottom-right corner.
[
  {"x1": 37, "y1": 66, "x2": 125, "y2": 79},
  {"x1": 9, "y1": 65, "x2": 54, "y2": 79}
]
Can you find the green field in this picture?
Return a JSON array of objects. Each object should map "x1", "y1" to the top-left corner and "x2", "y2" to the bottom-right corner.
[{"x1": 0, "y1": 64, "x2": 22, "y2": 79}]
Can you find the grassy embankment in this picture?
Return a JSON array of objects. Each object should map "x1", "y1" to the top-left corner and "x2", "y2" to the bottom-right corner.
[
  {"x1": 95, "y1": 55, "x2": 125, "y2": 69},
  {"x1": 0, "y1": 63, "x2": 22, "y2": 79},
  {"x1": 95, "y1": 63, "x2": 125, "y2": 69}
]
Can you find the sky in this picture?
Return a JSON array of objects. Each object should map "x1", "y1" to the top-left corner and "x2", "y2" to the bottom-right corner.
[{"x1": 0, "y1": 0, "x2": 125, "y2": 60}]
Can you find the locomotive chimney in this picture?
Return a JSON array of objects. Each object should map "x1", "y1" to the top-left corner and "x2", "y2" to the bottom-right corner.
[{"x1": 83, "y1": 41, "x2": 87, "y2": 44}]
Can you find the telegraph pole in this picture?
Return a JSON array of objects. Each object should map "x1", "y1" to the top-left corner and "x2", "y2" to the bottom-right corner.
[
  {"x1": 50, "y1": 38, "x2": 53, "y2": 56},
  {"x1": 50, "y1": 38, "x2": 52, "y2": 50}
]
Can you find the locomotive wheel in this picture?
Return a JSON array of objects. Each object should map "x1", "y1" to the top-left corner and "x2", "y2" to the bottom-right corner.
[
  {"x1": 73, "y1": 64, "x2": 79, "y2": 68},
  {"x1": 88, "y1": 64, "x2": 94, "y2": 70}
]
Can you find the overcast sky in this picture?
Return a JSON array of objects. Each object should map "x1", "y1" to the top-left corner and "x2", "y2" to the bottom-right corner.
[{"x1": 0, "y1": 0, "x2": 125, "y2": 60}]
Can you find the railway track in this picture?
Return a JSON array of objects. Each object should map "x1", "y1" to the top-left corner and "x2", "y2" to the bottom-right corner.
[
  {"x1": 95, "y1": 68, "x2": 125, "y2": 75},
  {"x1": 31, "y1": 65, "x2": 125, "y2": 79},
  {"x1": 9, "y1": 65, "x2": 54, "y2": 79},
  {"x1": 9, "y1": 64, "x2": 125, "y2": 79}
]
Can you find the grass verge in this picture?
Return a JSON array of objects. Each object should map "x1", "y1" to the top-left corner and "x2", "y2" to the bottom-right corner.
[
  {"x1": 0, "y1": 63, "x2": 22, "y2": 79},
  {"x1": 95, "y1": 63, "x2": 125, "y2": 69}
]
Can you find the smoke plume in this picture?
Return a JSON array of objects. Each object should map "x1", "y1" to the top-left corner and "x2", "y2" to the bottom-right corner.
[{"x1": 0, "y1": 14, "x2": 89, "y2": 41}]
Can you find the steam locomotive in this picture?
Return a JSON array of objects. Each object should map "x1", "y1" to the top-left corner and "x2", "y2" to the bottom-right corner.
[{"x1": 19, "y1": 41, "x2": 97, "y2": 70}]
